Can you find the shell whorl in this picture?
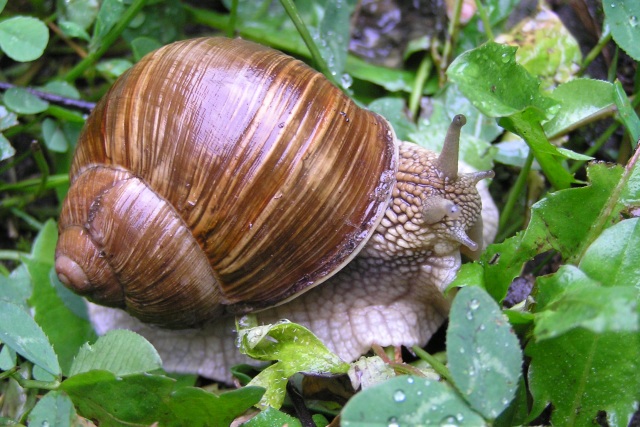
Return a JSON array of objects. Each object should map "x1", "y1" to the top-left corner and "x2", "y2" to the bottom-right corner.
[{"x1": 55, "y1": 37, "x2": 398, "y2": 327}]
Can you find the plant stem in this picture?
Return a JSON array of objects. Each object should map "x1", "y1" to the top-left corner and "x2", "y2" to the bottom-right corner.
[
  {"x1": 412, "y1": 346, "x2": 454, "y2": 384},
  {"x1": 64, "y1": 0, "x2": 148, "y2": 82},
  {"x1": 474, "y1": 0, "x2": 494, "y2": 41},
  {"x1": 278, "y1": 0, "x2": 340, "y2": 88},
  {"x1": 499, "y1": 151, "x2": 534, "y2": 233},
  {"x1": 440, "y1": 0, "x2": 464, "y2": 81},
  {"x1": 409, "y1": 56, "x2": 432, "y2": 119},
  {"x1": 0, "y1": 250, "x2": 30, "y2": 261},
  {"x1": 579, "y1": 30, "x2": 611, "y2": 76}
]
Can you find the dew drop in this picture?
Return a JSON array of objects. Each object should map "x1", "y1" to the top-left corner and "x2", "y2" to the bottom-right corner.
[
  {"x1": 393, "y1": 389, "x2": 406, "y2": 402},
  {"x1": 630, "y1": 16, "x2": 638, "y2": 27},
  {"x1": 406, "y1": 376, "x2": 414, "y2": 384},
  {"x1": 479, "y1": 324, "x2": 486, "y2": 331},
  {"x1": 466, "y1": 311, "x2": 474, "y2": 320},
  {"x1": 41, "y1": 422, "x2": 50, "y2": 427},
  {"x1": 388, "y1": 416, "x2": 400, "y2": 427},
  {"x1": 459, "y1": 347, "x2": 465, "y2": 354},
  {"x1": 455, "y1": 413, "x2": 465, "y2": 422},
  {"x1": 502, "y1": 397, "x2": 510, "y2": 405},
  {"x1": 468, "y1": 367, "x2": 475, "y2": 376},
  {"x1": 469, "y1": 299, "x2": 480, "y2": 310},
  {"x1": 500, "y1": 53, "x2": 510, "y2": 63},
  {"x1": 439, "y1": 416, "x2": 459, "y2": 427},
  {"x1": 341, "y1": 73, "x2": 353, "y2": 89}
]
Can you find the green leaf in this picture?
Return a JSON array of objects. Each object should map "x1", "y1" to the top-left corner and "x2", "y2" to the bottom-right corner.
[
  {"x1": 242, "y1": 407, "x2": 303, "y2": 427},
  {"x1": 0, "y1": 105, "x2": 19, "y2": 131},
  {"x1": 3, "y1": 87, "x2": 49, "y2": 115},
  {"x1": 0, "y1": 132, "x2": 14, "y2": 161},
  {"x1": 96, "y1": 59, "x2": 133, "y2": 78},
  {"x1": 0, "y1": 16, "x2": 49, "y2": 62},
  {"x1": 544, "y1": 79, "x2": 615, "y2": 138},
  {"x1": 90, "y1": 0, "x2": 126, "y2": 52},
  {"x1": 0, "y1": 300, "x2": 60, "y2": 376},
  {"x1": 58, "y1": 20, "x2": 91, "y2": 41},
  {"x1": 341, "y1": 375, "x2": 486, "y2": 426},
  {"x1": 0, "y1": 0, "x2": 6, "y2": 14},
  {"x1": 604, "y1": 0, "x2": 640, "y2": 61},
  {"x1": 499, "y1": 108, "x2": 574, "y2": 189},
  {"x1": 61, "y1": 370, "x2": 264, "y2": 426},
  {"x1": 527, "y1": 329, "x2": 640, "y2": 426},
  {"x1": 27, "y1": 390, "x2": 76, "y2": 427},
  {"x1": 0, "y1": 344, "x2": 17, "y2": 370},
  {"x1": 447, "y1": 42, "x2": 557, "y2": 118},
  {"x1": 57, "y1": 0, "x2": 100, "y2": 30},
  {"x1": 25, "y1": 220, "x2": 96, "y2": 375},
  {"x1": 316, "y1": 0, "x2": 358, "y2": 86},
  {"x1": 0, "y1": 264, "x2": 32, "y2": 308},
  {"x1": 613, "y1": 80, "x2": 640, "y2": 146},
  {"x1": 447, "y1": 287, "x2": 522, "y2": 419},
  {"x1": 579, "y1": 217, "x2": 640, "y2": 286},
  {"x1": 70, "y1": 330, "x2": 162, "y2": 376},
  {"x1": 368, "y1": 97, "x2": 417, "y2": 142},
  {"x1": 534, "y1": 265, "x2": 638, "y2": 340},
  {"x1": 130, "y1": 36, "x2": 162, "y2": 62},
  {"x1": 239, "y1": 320, "x2": 349, "y2": 409},
  {"x1": 42, "y1": 118, "x2": 70, "y2": 153}
]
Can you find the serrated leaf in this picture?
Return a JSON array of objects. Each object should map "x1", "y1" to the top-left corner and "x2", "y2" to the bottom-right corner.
[
  {"x1": 27, "y1": 390, "x2": 76, "y2": 427},
  {"x1": 527, "y1": 329, "x2": 640, "y2": 426},
  {"x1": 0, "y1": 300, "x2": 60, "y2": 376},
  {"x1": 3, "y1": 87, "x2": 49, "y2": 114},
  {"x1": 70, "y1": 330, "x2": 162, "y2": 376},
  {"x1": 0, "y1": 16, "x2": 49, "y2": 62},
  {"x1": 341, "y1": 375, "x2": 486, "y2": 426},
  {"x1": 25, "y1": 220, "x2": 96, "y2": 374},
  {"x1": 534, "y1": 265, "x2": 638, "y2": 340},
  {"x1": 61, "y1": 370, "x2": 264, "y2": 426},
  {"x1": 447, "y1": 42, "x2": 558, "y2": 118},
  {"x1": 239, "y1": 320, "x2": 349, "y2": 409},
  {"x1": 447, "y1": 287, "x2": 522, "y2": 419},
  {"x1": 604, "y1": 0, "x2": 640, "y2": 61}
]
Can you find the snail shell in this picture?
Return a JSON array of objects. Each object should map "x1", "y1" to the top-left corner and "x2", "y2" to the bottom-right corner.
[{"x1": 55, "y1": 37, "x2": 398, "y2": 328}]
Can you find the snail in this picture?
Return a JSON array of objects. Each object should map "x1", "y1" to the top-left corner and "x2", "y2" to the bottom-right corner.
[{"x1": 55, "y1": 37, "x2": 497, "y2": 382}]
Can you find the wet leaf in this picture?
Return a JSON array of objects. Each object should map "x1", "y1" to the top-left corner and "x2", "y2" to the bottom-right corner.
[
  {"x1": 239, "y1": 320, "x2": 349, "y2": 409},
  {"x1": 604, "y1": 0, "x2": 640, "y2": 61},
  {"x1": 61, "y1": 370, "x2": 264, "y2": 426},
  {"x1": 447, "y1": 287, "x2": 522, "y2": 419},
  {"x1": 70, "y1": 330, "x2": 162, "y2": 377},
  {"x1": 27, "y1": 390, "x2": 76, "y2": 427},
  {"x1": 341, "y1": 375, "x2": 486, "y2": 426}
]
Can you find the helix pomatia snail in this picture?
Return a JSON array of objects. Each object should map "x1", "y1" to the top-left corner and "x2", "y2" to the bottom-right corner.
[{"x1": 55, "y1": 37, "x2": 497, "y2": 382}]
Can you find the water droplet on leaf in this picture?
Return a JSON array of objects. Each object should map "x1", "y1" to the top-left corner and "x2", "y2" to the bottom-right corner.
[{"x1": 393, "y1": 389, "x2": 406, "y2": 402}]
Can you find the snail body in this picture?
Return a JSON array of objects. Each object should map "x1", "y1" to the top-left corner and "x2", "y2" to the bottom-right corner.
[{"x1": 55, "y1": 37, "x2": 496, "y2": 381}]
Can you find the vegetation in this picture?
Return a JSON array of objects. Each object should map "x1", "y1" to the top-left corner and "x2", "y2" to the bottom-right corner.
[{"x1": 0, "y1": 0, "x2": 639, "y2": 425}]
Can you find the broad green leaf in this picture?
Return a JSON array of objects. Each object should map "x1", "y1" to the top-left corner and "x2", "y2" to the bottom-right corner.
[
  {"x1": 243, "y1": 407, "x2": 302, "y2": 427},
  {"x1": 447, "y1": 287, "x2": 522, "y2": 419},
  {"x1": 239, "y1": 320, "x2": 349, "y2": 409},
  {"x1": 316, "y1": 0, "x2": 358, "y2": 87},
  {"x1": 25, "y1": 220, "x2": 96, "y2": 375},
  {"x1": 58, "y1": 20, "x2": 91, "y2": 41},
  {"x1": 534, "y1": 265, "x2": 638, "y2": 340},
  {"x1": 40, "y1": 81, "x2": 81, "y2": 99},
  {"x1": 0, "y1": 264, "x2": 32, "y2": 308},
  {"x1": 579, "y1": 217, "x2": 640, "y2": 287},
  {"x1": 0, "y1": 300, "x2": 60, "y2": 376},
  {"x1": 527, "y1": 329, "x2": 640, "y2": 426},
  {"x1": 613, "y1": 80, "x2": 640, "y2": 146},
  {"x1": 0, "y1": 17, "x2": 49, "y2": 62},
  {"x1": 0, "y1": 344, "x2": 17, "y2": 370},
  {"x1": 27, "y1": 390, "x2": 76, "y2": 427},
  {"x1": 447, "y1": 42, "x2": 557, "y2": 118},
  {"x1": 341, "y1": 375, "x2": 486, "y2": 426},
  {"x1": 544, "y1": 79, "x2": 615, "y2": 138},
  {"x1": 42, "y1": 118, "x2": 70, "y2": 153},
  {"x1": 3, "y1": 87, "x2": 49, "y2": 115},
  {"x1": 96, "y1": 59, "x2": 133, "y2": 78},
  {"x1": 347, "y1": 55, "x2": 416, "y2": 92},
  {"x1": 61, "y1": 370, "x2": 264, "y2": 426},
  {"x1": 0, "y1": 0, "x2": 6, "y2": 14},
  {"x1": 121, "y1": 0, "x2": 185, "y2": 46},
  {"x1": 70, "y1": 330, "x2": 162, "y2": 376},
  {"x1": 604, "y1": 0, "x2": 640, "y2": 61},
  {"x1": 57, "y1": 0, "x2": 100, "y2": 30}
]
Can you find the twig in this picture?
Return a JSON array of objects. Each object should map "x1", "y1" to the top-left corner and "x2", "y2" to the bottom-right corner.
[{"x1": 0, "y1": 81, "x2": 96, "y2": 112}]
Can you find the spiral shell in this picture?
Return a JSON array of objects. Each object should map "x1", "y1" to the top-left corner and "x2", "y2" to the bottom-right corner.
[{"x1": 55, "y1": 37, "x2": 398, "y2": 328}]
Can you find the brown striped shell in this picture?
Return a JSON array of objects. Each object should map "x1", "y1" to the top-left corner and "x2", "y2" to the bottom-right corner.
[{"x1": 55, "y1": 37, "x2": 398, "y2": 328}]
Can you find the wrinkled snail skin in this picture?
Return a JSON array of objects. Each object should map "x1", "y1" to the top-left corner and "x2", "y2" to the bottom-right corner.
[{"x1": 54, "y1": 37, "x2": 497, "y2": 383}]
